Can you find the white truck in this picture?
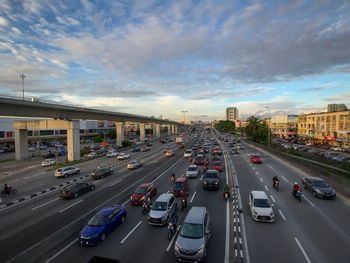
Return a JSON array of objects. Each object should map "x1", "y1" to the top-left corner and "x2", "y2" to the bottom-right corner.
[{"x1": 176, "y1": 135, "x2": 184, "y2": 144}]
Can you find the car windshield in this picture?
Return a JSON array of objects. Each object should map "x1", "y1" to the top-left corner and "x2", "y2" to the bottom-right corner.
[
  {"x1": 205, "y1": 172, "x2": 218, "y2": 178},
  {"x1": 180, "y1": 223, "x2": 203, "y2": 239},
  {"x1": 88, "y1": 214, "x2": 107, "y2": 227},
  {"x1": 135, "y1": 187, "x2": 147, "y2": 194},
  {"x1": 174, "y1": 182, "x2": 184, "y2": 190},
  {"x1": 254, "y1": 199, "x2": 271, "y2": 208},
  {"x1": 152, "y1": 201, "x2": 167, "y2": 211},
  {"x1": 313, "y1": 181, "x2": 329, "y2": 188},
  {"x1": 188, "y1": 167, "x2": 197, "y2": 171}
]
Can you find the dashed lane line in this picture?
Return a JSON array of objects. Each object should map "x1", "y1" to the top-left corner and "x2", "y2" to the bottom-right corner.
[
  {"x1": 58, "y1": 200, "x2": 84, "y2": 213},
  {"x1": 278, "y1": 209, "x2": 286, "y2": 221},
  {"x1": 120, "y1": 221, "x2": 142, "y2": 244},
  {"x1": 45, "y1": 238, "x2": 78, "y2": 263},
  {"x1": 32, "y1": 198, "x2": 59, "y2": 211},
  {"x1": 259, "y1": 177, "x2": 263, "y2": 183},
  {"x1": 294, "y1": 237, "x2": 312, "y2": 263},
  {"x1": 190, "y1": 191, "x2": 197, "y2": 203},
  {"x1": 264, "y1": 185, "x2": 269, "y2": 191},
  {"x1": 270, "y1": 195, "x2": 276, "y2": 203}
]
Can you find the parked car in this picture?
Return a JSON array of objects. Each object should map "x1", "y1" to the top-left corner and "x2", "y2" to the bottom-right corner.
[
  {"x1": 87, "y1": 152, "x2": 97, "y2": 158},
  {"x1": 140, "y1": 147, "x2": 150, "y2": 152},
  {"x1": 185, "y1": 165, "x2": 199, "y2": 178},
  {"x1": 42, "y1": 151, "x2": 55, "y2": 158},
  {"x1": 106, "y1": 150, "x2": 118, "y2": 157},
  {"x1": 55, "y1": 166, "x2": 80, "y2": 178},
  {"x1": 301, "y1": 177, "x2": 336, "y2": 199},
  {"x1": 250, "y1": 154, "x2": 262, "y2": 164},
  {"x1": 132, "y1": 147, "x2": 141, "y2": 152},
  {"x1": 130, "y1": 183, "x2": 157, "y2": 206},
  {"x1": 127, "y1": 160, "x2": 143, "y2": 170},
  {"x1": 203, "y1": 170, "x2": 220, "y2": 190},
  {"x1": 60, "y1": 182, "x2": 95, "y2": 199},
  {"x1": 249, "y1": 191, "x2": 274, "y2": 222},
  {"x1": 90, "y1": 167, "x2": 113, "y2": 179},
  {"x1": 79, "y1": 205, "x2": 127, "y2": 246},
  {"x1": 28, "y1": 145, "x2": 36, "y2": 151},
  {"x1": 117, "y1": 153, "x2": 130, "y2": 160},
  {"x1": 170, "y1": 177, "x2": 189, "y2": 197},
  {"x1": 41, "y1": 158, "x2": 56, "y2": 167},
  {"x1": 165, "y1": 150, "x2": 175, "y2": 157}
]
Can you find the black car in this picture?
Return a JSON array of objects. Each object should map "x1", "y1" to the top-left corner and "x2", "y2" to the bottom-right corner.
[
  {"x1": 42, "y1": 151, "x2": 55, "y2": 158},
  {"x1": 301, "y1": 177, "x2": 336, "y2": 199},
  {"x1": 90, "y1": 168, "x2": 113, "y2": 179},
  {"x1": 203, "y1": 170, "x2": 220, "y2": 190},
  {"x1": 60, "y1": 182, "x2": 95, "y2": 199},
  {"x1": 132, "y1": 147, "x2": 141, "y2": 152}
]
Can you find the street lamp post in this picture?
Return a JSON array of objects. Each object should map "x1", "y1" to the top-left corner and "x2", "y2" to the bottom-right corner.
[
  {"x1": 265, "y1": 106, "x2": 271, "y2": 147},
  {"x1": 181, "y1": 110, "x2": 188, "y2": 124},
  {"x1": 20, "y1": 73, "x2": 25, "y2": 100}
]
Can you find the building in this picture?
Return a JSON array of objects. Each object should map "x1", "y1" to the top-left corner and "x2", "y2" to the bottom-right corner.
[
  {"x1": 327, "y1": 104, "x2": 347, "y2": 112},
  {"x1": 270, "y1": 115, "x2": 298, "y2": 138},
  {"x1": 298, "y1": 109, "x2": 350, "y2": 147},
  {"x1": 226, "y1": 107, "x2": 239, "y2": 121}
]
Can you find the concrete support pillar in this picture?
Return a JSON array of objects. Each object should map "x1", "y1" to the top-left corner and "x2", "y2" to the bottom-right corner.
[
  {"x1": 167, "y1": 124, "x2": 171, "y2": 135},
  {"x1": 15, "y1": 128, "x2": 28, "y2": 160},
  {"x1": 155, "y1": 123, "x2": 161, "y2": 138},
  {"x1": 116, "y1": 122, "x2": 125, "y2": 147},
  {"x1": 139, "y1": 123, "x2": 145, "y2": 142},
  {"x1": 67, "y1": 120, "x2": 80, "y2": 161},
  {"x1": 174, "y1": 125, "x2": 178, "y2": 134}
]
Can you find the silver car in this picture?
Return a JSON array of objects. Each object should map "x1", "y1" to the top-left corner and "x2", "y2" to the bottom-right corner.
[
  {"x1": 55, "y1": 166, "x2": 80, "y2": 178},
  {"x1": 148, "y1": 193, "x2": 177, "y2": 226},
  {"x1": 186, "y1": 165, "x2": 199, "y2": 178},
  {"x1": 175, "y1": 207, "x2": 211, "y2": 262}
]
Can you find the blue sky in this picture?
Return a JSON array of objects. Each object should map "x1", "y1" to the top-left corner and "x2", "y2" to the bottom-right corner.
[{"x1": 0, "y1": 0, "x2": 349, "y2": 122}]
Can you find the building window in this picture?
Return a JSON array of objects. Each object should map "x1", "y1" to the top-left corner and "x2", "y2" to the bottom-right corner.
[
  {"x1": 0, "y1": 131, "x2": 4, "y2": 138},
  {"x1": 39, "y1": 130, "x2": 54, "y2": 136},
  {"x1": 6, "y1": 131, "x2": 13, "y2": 138}
]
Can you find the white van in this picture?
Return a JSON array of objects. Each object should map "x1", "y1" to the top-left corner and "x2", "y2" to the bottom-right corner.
[{"x1": 249, "y1": 191, "x2": 274, "y2": 222}]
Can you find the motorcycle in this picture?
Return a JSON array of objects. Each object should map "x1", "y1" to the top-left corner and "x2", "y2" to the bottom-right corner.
[
  {"x1": 223, "y1": 191, "x2": 230, "y2": 200},
  {"x1": 167, "y1": 222, "x2": 176, "y2": 240},
  {"x1": 142, "y1": 202, "x2": 151, "y2": 215},
  {"x1": 292, "y1": 190, "x2": 302, "y2": 202},
  {"x1": 272, "y1": 180, "x2": 279, "y2": 192},
  {"x1": 180, "y1": 198, "x2": 187, "y2": 212},
  {"x1": 1, "y1": 187, "x2": 17, "y2": 196}
]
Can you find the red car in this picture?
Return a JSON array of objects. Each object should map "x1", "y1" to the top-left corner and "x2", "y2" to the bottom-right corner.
[
  {"x1": 171, "y1": 177, "x2": 189, "y2": 197},
  {"x1": 212, "y1": 147, "x2": 222, "y2": 155},
  {"x1": 212, "y1": 160, "x2": 223, "y2": 172},
  {"x1": 193, "y1": 154, "x2": 208, "y2": 166},
  {"x1": 250, "y1": 154, "x2": 262, "y2": 164},
  {"x1": 130, "y1": 183, "x2": 157, "y2": 206}
]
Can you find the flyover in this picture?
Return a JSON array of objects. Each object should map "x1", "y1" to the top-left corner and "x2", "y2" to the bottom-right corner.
[{"x1": 0, "y1": 97, "x2": 183, "y2": 161}]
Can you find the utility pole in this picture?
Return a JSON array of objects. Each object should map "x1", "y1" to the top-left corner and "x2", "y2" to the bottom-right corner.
[{"x1": 20, "y1": 73, "x2": 25, "y2": 100}]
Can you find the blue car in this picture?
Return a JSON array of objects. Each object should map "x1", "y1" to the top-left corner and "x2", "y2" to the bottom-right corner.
[{"x1": 79, "y1": 205, "x2": 127, "y2": 246}]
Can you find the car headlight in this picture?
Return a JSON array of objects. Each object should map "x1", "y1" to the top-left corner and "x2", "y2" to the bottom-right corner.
[
  {"x1": 197, "y1": 246, "x2": 205, "y2": 254},
  {"x1": 130, "y1": 196, "x2": 133, "y2": 201},
  {"x1": 214, "y1": 181, "x2": 218, "y2": 184},
  {"x1": 315, "y1": 189, "x2": 322, "y2": 194},
  {"x1": 203, "y1": 181, "x2": 207, "y2": 184}
]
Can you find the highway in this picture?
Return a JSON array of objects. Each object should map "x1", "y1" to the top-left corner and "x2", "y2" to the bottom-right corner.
[{"x1": 0, "y1": 130, "x2": 349, "y2": 263}]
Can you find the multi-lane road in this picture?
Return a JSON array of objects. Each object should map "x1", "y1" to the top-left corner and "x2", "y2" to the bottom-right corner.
[{"x1": 0, "y1": 130, "x2": 349, "y2": 263}]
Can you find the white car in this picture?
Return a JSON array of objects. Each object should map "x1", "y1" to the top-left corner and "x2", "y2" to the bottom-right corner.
[
  {"x1": 28, "y1": 146, "x2": 36, "y2": 151},
  {"x1": 249, "y1": 191, "x2": 274, "y2": 222},
  {"x1": 42, "y1": 158, "x2": 56, "y2": 167},
  {"x1": 87, "y1": 152, "x2": 97, "y2": 158},
  {"x1": 117, "y1": 153, "x2": 130, "y2": 160},
  {"x1": 165, "y1": 150, "x2": 175, "y2": 157},
  {"x1": 183, "y1": 149, "x2": 192, "y2": 158},
  {"x1": 186, "y1": 165, "x2": 199, "y2": 178},
  {"x1": 127, "y1": 160, "x2": 143, "y2": 169},
  {"x1": 55, "y1": 167, "x2": 80, "y2": 178},
  {"x1": 106, "y1": 150, "x2": 118, "y2": 157}
]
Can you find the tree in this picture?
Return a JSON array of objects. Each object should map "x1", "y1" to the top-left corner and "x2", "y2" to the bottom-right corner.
[
  {"x1": 214, "y1": 120, "x2": 235, "y2": 133},
  {"x1": 93, "y1": 136, "x2": 103, "y2": 143},
  {"x1": 245, "y1": 116, "x2": 270, "y2": 145},
  {"x1": 122, "y1": 140, "x2": 132, "y2": 148},
  {"x1": 106, "y1": 130, "x2": 116, "y2": 139}
]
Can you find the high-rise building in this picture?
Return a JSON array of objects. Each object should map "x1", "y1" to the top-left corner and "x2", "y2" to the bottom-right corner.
[
  {"x1": 226, "y1": 107, "x2": 239, "y2": 121},
  {"x1": 327, "y1": 104, "x2": 347, "y2": 112}
]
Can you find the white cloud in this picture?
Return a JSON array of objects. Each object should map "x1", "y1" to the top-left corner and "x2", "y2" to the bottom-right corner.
[{"x1": 0, "y1": 16, "x2": 9, "y2": 27}]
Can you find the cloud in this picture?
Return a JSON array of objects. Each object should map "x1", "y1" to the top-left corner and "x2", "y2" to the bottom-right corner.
[
  {"x1": 324, "y1": 92, "x2": 350, "y2": 103},
  {"x1": 0, "y1": 16, "x2": 9, "y2": 27}
]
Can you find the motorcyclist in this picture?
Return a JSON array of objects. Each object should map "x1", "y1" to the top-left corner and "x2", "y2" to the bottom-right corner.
[
  {"x1": 3, "y1": 183, "x2": 10, "y2": 194},
  {"x1": 223, "y1": 184, "x2": 230, "y2": 198},
  {"x1": 168, "y1": 212, "x2": 178, "y2": 232},
  {"x1": 292, "y1": 182, "x2": 300, "y2": 195},
  {"x1": 171, "y1": 171, "x2": 176, "y2": 184},
  {"x1": 181, "y1": 195, "x2": 187, "y2": 210},
  {"x1": 272, "y1": 176, "x2": 279, "y2": 186}
]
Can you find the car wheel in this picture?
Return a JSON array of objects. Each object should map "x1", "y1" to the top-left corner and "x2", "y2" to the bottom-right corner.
[
  {"x1": 100, "y1": 233, "x2": 106, "y2": 242},
  {"x1": 121, "y1": 215, "x2": 126, "y2": 223},
  {"x1": 76, "y1": 170, "x2": 80, "y2": 175},
  {"x1": 74, "y1": 192, "x2": 79, "y2": 198},
  {"x1": 90, "y1": 185, "x2": 95, "y2": 191}
]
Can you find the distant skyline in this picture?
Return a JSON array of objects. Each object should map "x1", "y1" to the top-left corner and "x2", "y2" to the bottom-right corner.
[{"x1": 0, "y1": 0, "x2": 349, "y2": 121}]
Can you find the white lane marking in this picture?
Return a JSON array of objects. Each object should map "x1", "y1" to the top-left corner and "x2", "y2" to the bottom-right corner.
[
  {"x1": 120, "y1": 221, "x2": 142, "y2": 244},
  {"x1": 303, "y1": 195, "x2": 316, "y2": 207},
  {"x1": 122, "y1": 199, "x2": 130, "y2": 206},
  {"x1": 166, "y1": 225, "x2": 181, "y2": 252},
  {"x1": 278, "y1": 209, "x2": 286, "y2": 221},
  {"x1": 270, "y1": 195, "x2": 276, "y2": 203},
  {"x1": 190, "y1": 191, "x2": 197, "y2": 203},
  {"x1": 255, "y1": 171, "x2": 259, "y2": 176},
  {"x1": 58, "y1": 200, "x2": 84, "y2": 213},
  {"x1": 259, "y1": 177, "x2": 263, "y2": 183},
  {"x1": 109, "y1": 178, "x2": 122, "y2": 187},
  {"x1": 294, "y1": 237, "x2": 312, "y2": 263},
  {"x1": 264, "y1": 185, "x2": 269, "y2": 191},
  {"x1": 45, "y1": 238, "x2": 78, "y2": 263},
  {"x1": 281, "y1": 175, "x2": 289, "y2": 183},
  {"x1": 200, "y1": 174, "x2": 204, "y2": 181},
  {"x1": 32, "y1": 198, "x2": 59, "y2": 211}
]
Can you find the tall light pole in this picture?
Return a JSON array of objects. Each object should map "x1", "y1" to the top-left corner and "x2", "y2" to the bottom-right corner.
[
  {"x1": 265, "y1": 106, "x2": 271, "y2": 147},
  {"x1": 20, "y1": 73, "x2": 25, "y2": 100},
  {"x1": 181, "y1": 110, "x2": 188, "y2": 124}
]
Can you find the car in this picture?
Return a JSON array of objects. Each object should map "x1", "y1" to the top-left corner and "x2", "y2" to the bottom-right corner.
[
  {"x1": 90, "y1": 167, "x2": 113, "y2": 179},
  {"x1": 28, "y1": 145, "x2": 36, "y2": 151},
  {"x1": 249, "y1": 191, "x2": 274, "y2": 222},
  {"x1": 42, "y1": 152, "x2": 56, "y2": 158},
  {"x1": 140, "y1": 147, "x2": 150, "y2": 152},
  {"x1": 55, "y1": 166, "x2": 80, "y2": 178},
  {"x1": 250, "y1": 154, "x2": 262, "y2": 164},
  {"x1": 175, "y1": 207, "x2": 211, "y2": 262},
  {"x1": 212, "y1": 160, "x2": 223, "y2": 172},
  {"x1": 146, "y1": 142, "x2": 153, "y2": 147},
  {"x1": 232, "y1": 149, "x2": 239, "y2": 155},
  {"x1": 117, "y1": 153, "x2": 130, "y2": 160},
  {"x1": 203, "y1": 170, "x2": 220, "y2": 190},
  {"x1": 193, "y1": 154, "x2": 208, "y2": 166},
  {"x1": 165, "y1": 150, "x2": 175, "y2": 157},
  {"x1": 60, "y1": 182, "x2": 95, "y2": 199},
  {"x1": 148, "y1": 193, "x2": 177, "y2": 226},
  {"x1": 127, "y1": 160, "x2": 143, "y2": 170},
  {"x1": 186, "y1": 165, "x2": 199, "y2": 178},
  {"x1": 132, "y1": 147, "x2": 141, "y2": 152},
  {"x1": 79, "y1": 205, "x2": 127, "y2": 246},
  {"x1": 106, "y1": 150, "x2": 118, "y2": 157},
  {"x1": 41, "y1": 158, "x2": 56, "y2": 167},
  {"x1": 183, "y1": 149, "x2": 192, "y2": 158},
  {"x1": 301, "y1": 177, "x2": 336, "y2": 199},
  {"x1": 130, "y1": 183, "x2": 157, "y2": 206},
  {"x1": 160, "y1": 139, "x2": 167, "y2": 144},
  {"x1": 212, "y1": 147, "x2": 222, "y2": 155},
  {"x1": 170, "y1": 177, "x2": 189, "y2": 197},
  {"x1": 237, "y1": 143, "x2": 244, "y2": 150},
  {"x1": 87, "y1": 151, "x2": 97, "y2": 158}
]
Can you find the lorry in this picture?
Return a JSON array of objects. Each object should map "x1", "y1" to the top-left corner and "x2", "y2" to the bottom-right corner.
[{"x1": 176, "y1": 135, "x2": 184, "y2": 144}]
